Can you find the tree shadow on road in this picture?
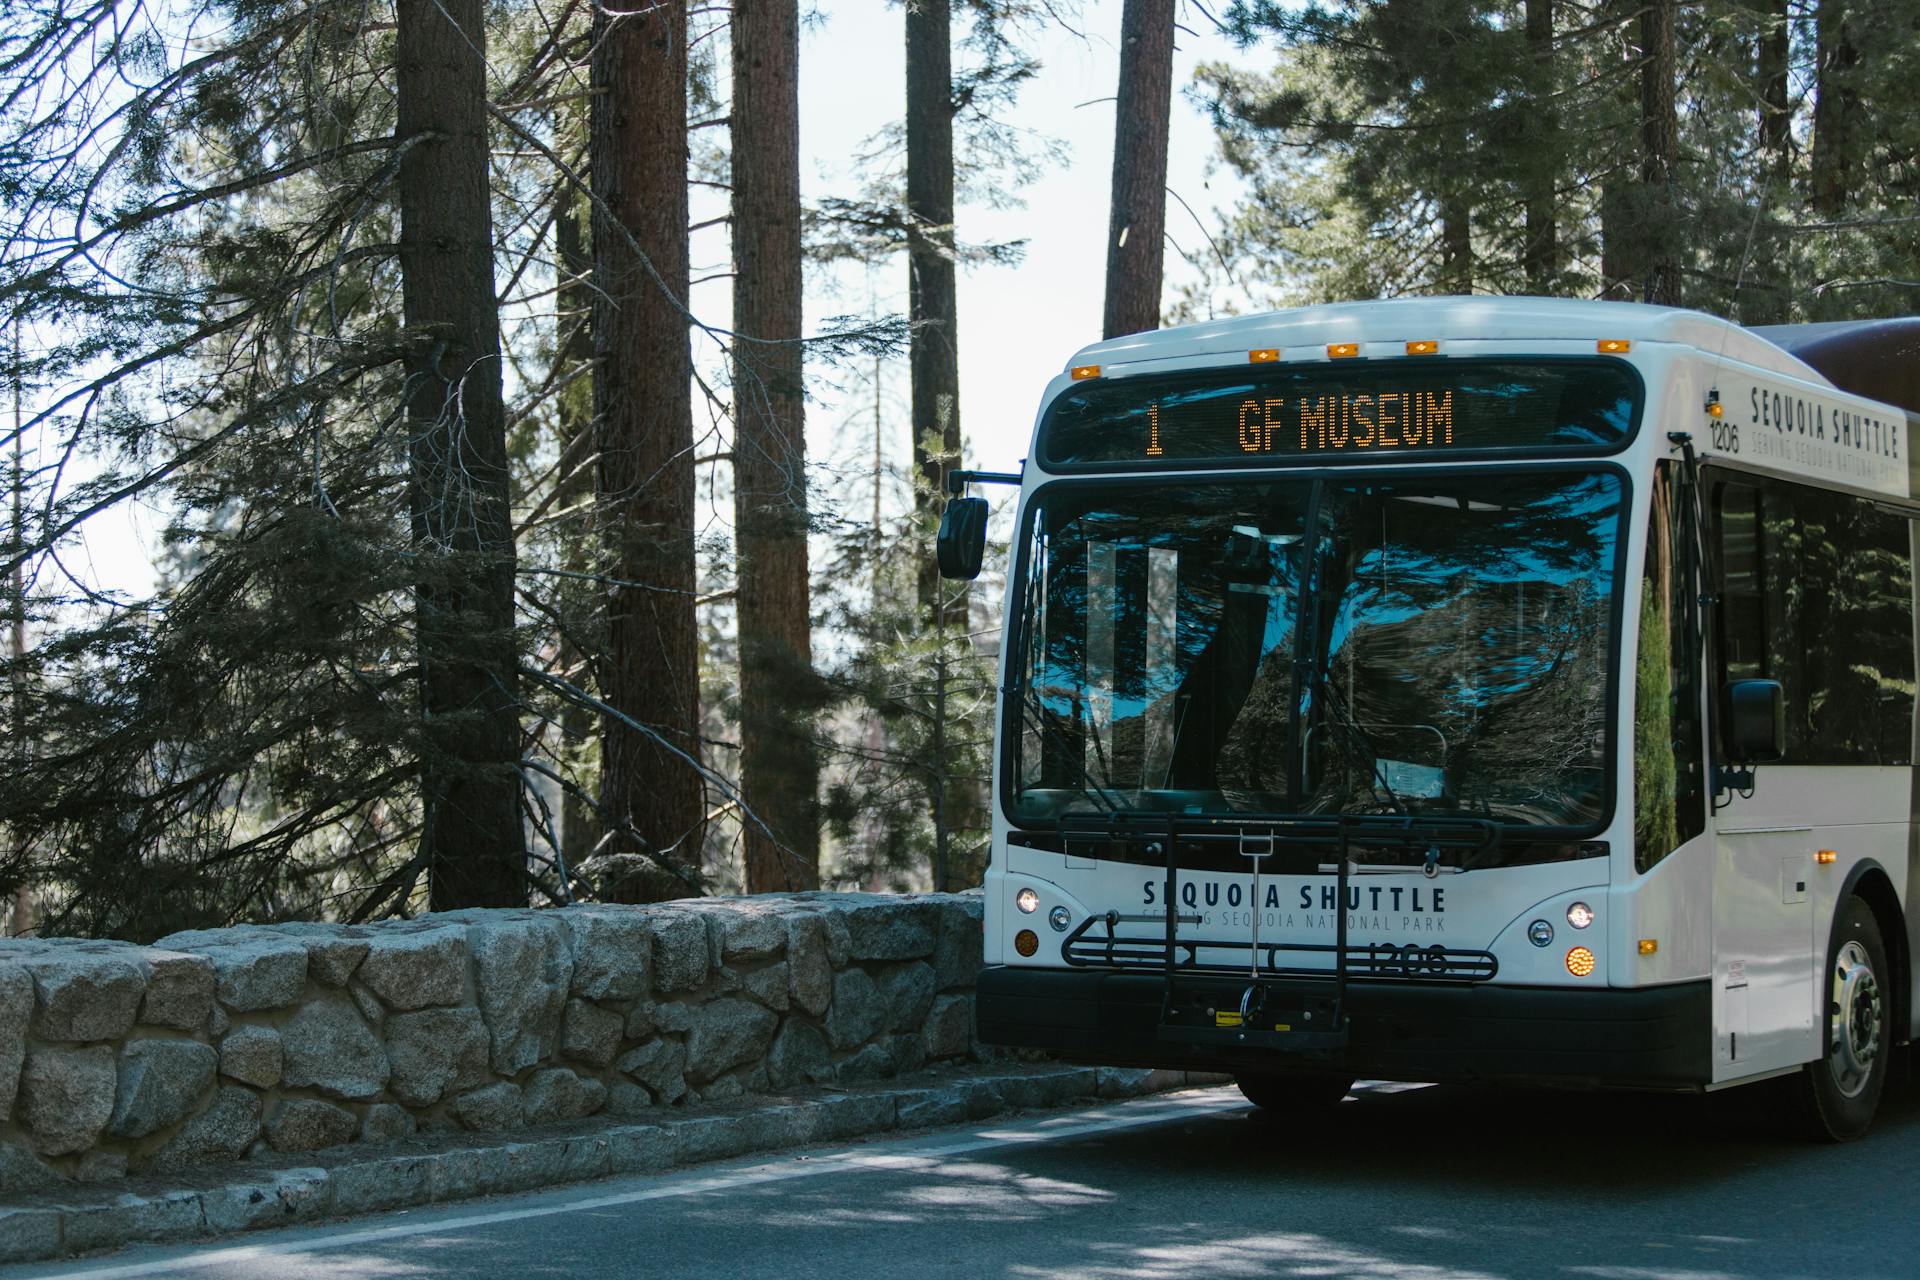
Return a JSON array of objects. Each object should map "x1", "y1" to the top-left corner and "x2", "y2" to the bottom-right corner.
[{"x1": 197, "y1": 1077, "x2": 1920, "y2": 1280}]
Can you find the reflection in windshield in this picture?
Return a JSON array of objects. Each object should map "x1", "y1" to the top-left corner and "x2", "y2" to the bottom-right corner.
[{"x1": 1012, "y1": 472, "x2": 1622, "y2": 828}]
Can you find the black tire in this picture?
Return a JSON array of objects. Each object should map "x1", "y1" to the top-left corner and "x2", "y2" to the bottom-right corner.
[
  {"x1": 1787, "y1": 895, "x2": 1891, "y2": 1142},
  {"x1": 1889, "y1": 1042, "x2": 1914, "y2": 1095},
  {"x1": 1234, "y1": 1072, "x2": 1354, "y2": 1113}
]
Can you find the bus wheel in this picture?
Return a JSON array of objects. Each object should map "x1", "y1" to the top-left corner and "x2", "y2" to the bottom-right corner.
[
  {"x1": 1790, "y1": 895, "x2": 1890, "y2": 1142},
  {"x1": 1234, "y1": 1073, "x2": 1354, "y2": 1113}
]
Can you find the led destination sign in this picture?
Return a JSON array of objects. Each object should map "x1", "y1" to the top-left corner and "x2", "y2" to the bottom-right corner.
[
  {"x1": 1040, "y1": 358, "x2": 1640, "y2": 468},
  {"x1": 1195, "y1": 389, "x2": 1460, "y2": 456}
]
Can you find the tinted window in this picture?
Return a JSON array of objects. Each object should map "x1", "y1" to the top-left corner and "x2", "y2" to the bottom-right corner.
[
  {"x1": 1635, "y1": 464, "x2": 1706, "y2": 871},
  {"x1": 1010, "y1": 470, "x2": 1624, "y2": 833},
  {"x1": 1716, "y1": 484, "x2": 1764, "y2": 682},
  {"x1": 1712, "y1": 477, "x2": 1915, "y2": 765}
]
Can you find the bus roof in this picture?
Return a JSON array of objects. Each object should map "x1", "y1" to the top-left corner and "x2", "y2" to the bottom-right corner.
[
  {"x1": 1748, "y1": 318, "x2": 1920, "y2": 418},
  {"x1": 1068, "y1": 296, "x2": 1824, "y2": 382}
]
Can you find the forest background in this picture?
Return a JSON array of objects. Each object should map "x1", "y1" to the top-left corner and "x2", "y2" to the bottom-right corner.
[{"x1": 1, "y1": 0, "x2": 1914, "y2": 940}]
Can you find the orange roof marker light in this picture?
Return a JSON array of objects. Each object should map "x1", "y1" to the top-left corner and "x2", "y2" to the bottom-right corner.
[
  {"x1": 1405, "y1": 339, "x2": 1440, "y2": 355},
  {"x1": 1597, "y1": 338, "x2": 1632, "y2": 354},
  {"x1": 1249, "y1": 348, "x2": 1281, "y2": 364},
  {"x1": 1070, "y1": 364, "x2": 1102, "y2": 381},
  {"x1": 1327, "y1": 342, "x2": 1360, "y2": 359}
]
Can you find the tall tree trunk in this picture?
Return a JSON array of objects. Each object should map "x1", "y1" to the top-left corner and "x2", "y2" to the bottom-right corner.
[
  {"x1": 1638, "y1": 0, "x2": 1680, "y2": 304},
  {"x1": 1739, "y1": 0, "x2": 1794, "y2": 324},
  {"x1": 1599, "y1": 179, "x2": 1633, "y2": 299},
  {"x1": 1103, "y1": 0, "x2": 1175, "y2": 340},
  {"x1": 907, "y1": 0, "x2": 961, "y2": 618},
  {"x1": 592, "y1": 0, "x2": 703, "y2": 884},
  {"x1": 732, "y1": 0, "x2": 819, "y2": 892},
  {"x1": 1596, "y1": 0, "x2": 1637, "y2": 301},
  {"x1": 1522, "y1": 0, "x2": 1558, "y2": 294},
  {"x1": 1439, "y1": 197, "x2": 1473, "y2": 293},
  {"x1": 395, "y1": 0, "x2": 525, "y2": 910},
  {"x1": 1754, "y1": 0, "x2": 1792, "y2": 190},
  {"x1": 904, "y1": 0, "x2": 987, "y2": 880},
  {"x1": 1811, "y1": 0, "x2": 1861, "y2": 218},
  {"x1": 553, "y1": 195, "x2": 599, "y2": 878},
  {"x1": 8, "y1": 317, "x2": 30, "y2": 936}
]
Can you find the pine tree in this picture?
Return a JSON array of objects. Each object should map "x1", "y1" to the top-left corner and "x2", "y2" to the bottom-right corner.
[
  {"x1": 0, "y1": 0, "x2": 597, "y2": 932},
  {"x1": 1810, "y1": 0, "x2": 1863, "y2": 220},
  {"x1": 1198, "y1": 0, "x2": 1920, "y2": 318},
  {"x1": 4, "y1": 8, "x2": 379, "y2": 932},
  {"x1": 395, "y1": 0, "x2": 527, "y2": 908},
  {"x1": 591, "y1": 0, "x2": 705, "y2": 889},
  {"x1": 731, "y1": 0, "x2": 821, "y2": 892},
  {"x1": 1635, "y1": 0, "x2": 1680, "y2": 304},
  {"x1": 1104, "y1": 0, "x2": 1176, "y2": 337},
  {"x1": 1521, "y1": 0, "x2": 1561, "y2": 293},
  {"x1": 906, "y1": 0, "x2": 963, "y2": 621},
  {"x1": 551, "y1": 193, "x2": 601, "y2": 876}
]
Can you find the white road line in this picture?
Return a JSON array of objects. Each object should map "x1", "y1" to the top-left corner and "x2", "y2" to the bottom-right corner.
[{"x1": 31, "y1": 1090, "x2": 1248, "y2": 1280}]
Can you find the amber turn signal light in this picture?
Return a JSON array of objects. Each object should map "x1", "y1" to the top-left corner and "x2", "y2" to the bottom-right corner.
[
  {"x1": 1638, "y1": 939, "x2": 1659, "y2": 955},
  {"x1": 1014, "y1": 929, "x2": 1039, "y2": 957},
  {"x1": 1816, "y1": 850, "x2": 1838, "y2": 864},
  {"x1": 1566, "y1": 946, "x2": 1597, "y2": 977}
]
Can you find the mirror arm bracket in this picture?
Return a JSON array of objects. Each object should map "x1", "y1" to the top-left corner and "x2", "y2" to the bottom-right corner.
[{"x1": 945, "y1": 469, "x2": 1022, "y2": 497}]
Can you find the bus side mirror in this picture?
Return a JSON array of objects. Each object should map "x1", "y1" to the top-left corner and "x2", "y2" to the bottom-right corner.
[
  {"x1": 1723, "y1": 679, "x2": 1785, "y2": 763},
  {"x1": 936, "y1": 496, "x2": 989, "y2": 580}
]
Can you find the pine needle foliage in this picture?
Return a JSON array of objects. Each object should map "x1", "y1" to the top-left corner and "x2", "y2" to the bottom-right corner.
[{"x1": 1183, "y1": 0, "x2": 1920, "y2": 316}]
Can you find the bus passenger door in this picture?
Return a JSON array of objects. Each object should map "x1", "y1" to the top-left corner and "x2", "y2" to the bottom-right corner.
[
  {"x1": 1708, "y1": 479, "x2": 1817, "y2": 1079},
  {"x1": 1711, "y1": 824, "x2": 1816, "y2": 1076}
]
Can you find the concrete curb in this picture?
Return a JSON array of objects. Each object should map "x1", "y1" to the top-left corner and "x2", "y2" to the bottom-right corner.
[{"x1": 0, "y1": 1063, "x2": 1231, "y2": 1264}]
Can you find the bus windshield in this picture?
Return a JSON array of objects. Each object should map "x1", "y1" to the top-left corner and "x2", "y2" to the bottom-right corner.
[{"x1": 1009, "y1": 470, "x2": 1624, "y2": 830}]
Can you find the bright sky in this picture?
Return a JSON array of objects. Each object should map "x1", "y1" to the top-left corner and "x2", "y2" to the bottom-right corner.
[
  {"x1": 64, "y1": 0, "x2": 1267, "y2": 599},
  {"x1": 710, "y1": 0, "x2": 1261, "y2": 496}
]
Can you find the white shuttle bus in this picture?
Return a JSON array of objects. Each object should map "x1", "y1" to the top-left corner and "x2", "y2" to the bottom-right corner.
[{"x1": 941, "y1": 298, "x2": 1920, "y2": 1141}]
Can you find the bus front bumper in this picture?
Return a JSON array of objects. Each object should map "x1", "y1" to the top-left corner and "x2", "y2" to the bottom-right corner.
[{"x1": 975, "y1": 966, "x2": 1712, "y2": 1089}]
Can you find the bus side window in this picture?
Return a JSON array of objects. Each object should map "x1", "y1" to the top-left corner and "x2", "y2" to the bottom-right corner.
[
  {"x1": 1794, "y1": 494, "x2": 1915, "y2": 764},
  {"x1": 1636, "y1": 464, "x2": 1704, "y2": 872},
  {"x1": 1716, "y1": 479, "x2": 1805, "y2": 756},
  {"x1": 1711, "y1": 477, "x2": 1915, "y2": 767},
  {"x1": 1715, "y1": 482, "x2": 1764, "y2": 682}
]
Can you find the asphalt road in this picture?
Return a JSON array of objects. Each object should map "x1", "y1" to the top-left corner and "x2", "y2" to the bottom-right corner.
[{"x1": 13, "y1": 1076, "x2": 1920, "y2": 1280}]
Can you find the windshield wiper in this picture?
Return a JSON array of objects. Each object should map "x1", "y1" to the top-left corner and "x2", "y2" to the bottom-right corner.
[
  {"x1": 1017, "y1": 684, "x2": 1117, "y2": 814},
  {"x1": 1313, "y1": 661, "x2": 1412, "y2": 818},
  {"x1": 1289, "y1": 481, "x2": 1408, "y2": 820}
]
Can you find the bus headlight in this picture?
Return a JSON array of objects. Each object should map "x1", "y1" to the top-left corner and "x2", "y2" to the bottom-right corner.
[
  {"x1": 1527, "y1": 920, "x2": 1553, "y2": 948},
  {"x1": 1566, "y1": 902, "x2": 1595, "y2": 930},
  {"x1": 1015, "y1": 887, "x2": 1039, "y2": 914},
  {"x1": 1048, "y1": 905, "x2": 1072, "y2": 932}
]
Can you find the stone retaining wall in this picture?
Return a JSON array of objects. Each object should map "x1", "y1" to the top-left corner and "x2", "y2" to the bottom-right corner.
[{"x1": 0, "y1": 893, "x2": 991, "y2": 1194}]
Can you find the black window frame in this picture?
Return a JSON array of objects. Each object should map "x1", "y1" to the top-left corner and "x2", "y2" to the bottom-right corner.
[
  {"x1": 1033, "y1": 355, "x2": 1647, "y2": 475},
  {"x1": 1633, "y1": 461, "x2": 1708, "y2": 873},
  {"x1": 1707, "y1": 468, "x2": 1917, "y2": 768},
  {"x1": 997, "y1": 461, "x2": 1636, "y2": 843}
]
